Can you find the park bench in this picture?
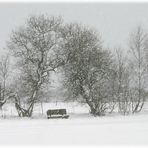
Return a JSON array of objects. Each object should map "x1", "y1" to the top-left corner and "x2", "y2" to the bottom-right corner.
[{"x1": 46, "y1": 109, "x2": 69, "y2": 119}]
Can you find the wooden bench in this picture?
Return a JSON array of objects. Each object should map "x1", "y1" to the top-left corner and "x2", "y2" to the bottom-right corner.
[{"x1": 46, "y1": 109, "x2": 69, "y2": 119}]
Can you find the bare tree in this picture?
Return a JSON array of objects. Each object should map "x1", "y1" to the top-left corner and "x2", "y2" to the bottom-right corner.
[
  {"x1": 129, "y1": 26, "x2": 147, "y2": 113},
  {"x1": 113, "y1": 48, "x2": 131, "y2": 114},
  {"x1": 61, "y1": 24, "x2": 113, "y2": 116},
  {"x1": 7, "y1": 15, "x2": 64, "y2": 117},
  {"x1": 0, "y1": 54, "x2": 10, "y2": 109}
]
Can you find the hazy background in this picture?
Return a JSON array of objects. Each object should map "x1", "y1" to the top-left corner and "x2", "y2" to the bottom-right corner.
[
  {"x1": 0, "y1": 3, "x2": 148, "y2": 53},
  {"x1": 0, "y1": 2, "x2": 148, "y2": 90}
]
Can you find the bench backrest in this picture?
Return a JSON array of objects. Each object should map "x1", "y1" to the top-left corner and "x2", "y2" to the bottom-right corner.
[{"x1": 47, "y1": 109, "x2": 67, "y2": 116}]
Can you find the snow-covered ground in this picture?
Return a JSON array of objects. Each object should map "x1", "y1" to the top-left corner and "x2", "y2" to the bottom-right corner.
[{"x1": 0, "y1": 102, "x2": 148, "y2": 145}]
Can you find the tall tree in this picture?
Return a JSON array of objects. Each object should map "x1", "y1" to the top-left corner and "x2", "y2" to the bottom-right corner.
[
  {"x1": 113, "y1": 48, "x2": 131, "y2": 114},
  {"x1": 0, "y1": 54, "x2": 10, "y2": 109},
  {"x1": 7, "y1": 15, "x2": 63, "y2": 117},
  {"x1": 129, "y1": 26, "x2": 147, "y2": 113},
  {"x1": 61, "y1": 24, "x2": 113, "y2": 116}
]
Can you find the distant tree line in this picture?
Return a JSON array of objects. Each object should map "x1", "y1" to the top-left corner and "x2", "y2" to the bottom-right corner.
[{"x1": 0, "y1": 15, "x2": 148, "y2": 117}]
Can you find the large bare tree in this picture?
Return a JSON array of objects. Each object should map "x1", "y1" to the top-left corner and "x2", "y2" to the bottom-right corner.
[
  {"x1": 7, "y1": 15, "x2": 64, "y2": 117},
  {"x1": 61, "y1": 24, "x2": 113, "y2": 116}
]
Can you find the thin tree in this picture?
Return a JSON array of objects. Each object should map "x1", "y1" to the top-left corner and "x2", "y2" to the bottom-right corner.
[
  {"x1": 129, "y1": 26, "x2": 147, "y2": 113},
  {"x1": 0, "y1": 54, "x2": 10, "y2": 109},
  {"x1": 113, "y1": 48, "x2": 131, "y2": 114}
]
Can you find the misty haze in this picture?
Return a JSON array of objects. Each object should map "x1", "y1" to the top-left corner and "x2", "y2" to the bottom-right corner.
[{"x1": 0, "y1": 2, "x2": 147, "y2": 146}]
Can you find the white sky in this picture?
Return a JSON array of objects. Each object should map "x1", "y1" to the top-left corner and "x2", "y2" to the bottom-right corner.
[{"x1": 0, "y1": 3, "x2": 148, "y2": 53}]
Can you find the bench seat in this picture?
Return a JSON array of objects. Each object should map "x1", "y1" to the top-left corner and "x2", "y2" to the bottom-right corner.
[
  {"x1": 47, "y1": 115, "x2": 69, "y2": 119},
  {"x1": 47, "y1": 109, "x2": 69, "y2": 119}
]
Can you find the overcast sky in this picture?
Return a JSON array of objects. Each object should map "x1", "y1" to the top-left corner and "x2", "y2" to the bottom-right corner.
[{"x1": 0, "y1": 3, "x2": 148, "y2": 53}]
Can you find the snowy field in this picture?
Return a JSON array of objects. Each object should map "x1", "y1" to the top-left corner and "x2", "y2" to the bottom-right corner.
[{"x1": 0, "y1": 102, "x2": 148, "y2": 145}]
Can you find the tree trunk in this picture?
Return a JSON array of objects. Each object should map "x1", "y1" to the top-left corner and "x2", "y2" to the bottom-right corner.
[
  {"x1": 14, "y1": 88, "x2": 38, "y2": 117},
  {"x1": 41, "y1": 102, "x2": 44, "y2": 115}
]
